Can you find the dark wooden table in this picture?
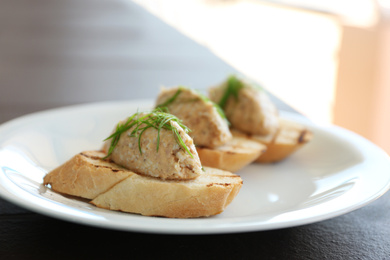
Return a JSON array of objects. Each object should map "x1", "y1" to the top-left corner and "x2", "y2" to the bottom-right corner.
[{"x1": 1, "y1": 1, "x2": 390, "y2": 259}]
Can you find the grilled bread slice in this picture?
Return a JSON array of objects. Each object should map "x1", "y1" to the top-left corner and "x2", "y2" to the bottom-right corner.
[
  {"x1": 91, "y1": 167, "x2": 242, "y2": 218},
  {"x1": 43, "y1": 151, "x2": 243, "y2": 218},
  {"x1": 196, "y1": 136, "x2": 267, "y2": 172},
  {"x1": 232, "y1": 119, "x2": 312, "y2": 163}
]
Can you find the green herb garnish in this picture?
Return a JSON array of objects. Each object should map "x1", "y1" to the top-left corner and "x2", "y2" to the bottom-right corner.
[
  {"x1": 218, "y1": 75, "x2": 244, "y2": 109},
  {"x1": 103, "y1": 109, "x2": 193, "y2": 159}
]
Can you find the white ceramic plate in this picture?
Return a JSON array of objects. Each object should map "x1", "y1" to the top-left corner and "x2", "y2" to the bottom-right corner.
[{"x1": 1, "y1": 100, "x2": 390, "y2": 234}]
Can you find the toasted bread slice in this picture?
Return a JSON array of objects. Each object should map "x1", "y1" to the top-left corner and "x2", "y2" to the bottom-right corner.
[
  {"x1": 43, "y1": 151, "x2": 133, "y2": 199},
  {"x1": 44, "y1": 151, "x2": 243, "y2": 218},
  {"x1": 232, "y1": 119, "x2": 312, "y2": 163},
  {"x1": 92, "y1": 167, "x2": 242, "y2": 218},
  {"x1": 196, "y1": 136, "x2": 267, "y2": 172}
]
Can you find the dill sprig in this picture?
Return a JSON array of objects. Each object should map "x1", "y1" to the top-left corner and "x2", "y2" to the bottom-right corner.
[
  {"x1": 218, "y1": 75, "x2": 245, "y2": 109},
  {"x1": 103, "y1": 109, "x2": 193, "y2": 159}
]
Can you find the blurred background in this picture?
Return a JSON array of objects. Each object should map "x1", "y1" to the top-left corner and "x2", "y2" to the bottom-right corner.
[{"x1": 1, "y1": 0, "x2": 390, "y2": 154}]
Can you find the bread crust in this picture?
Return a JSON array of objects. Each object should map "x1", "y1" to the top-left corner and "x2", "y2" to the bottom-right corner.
[
  {"x1": 91, "y1": 167, "x2": 242, "y2": 218},
  {"x1": 44, "y1": 151, "x2": 243, "y2": 218},
  {"x1": 196, "y1": 136, "x2": 266, "y2": 172},
  {"x1": 43, "y1": 151, "x2": 133, "y2": 199}
]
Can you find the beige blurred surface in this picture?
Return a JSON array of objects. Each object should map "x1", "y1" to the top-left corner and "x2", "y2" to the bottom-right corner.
[
  {"x1": 134, "y1": 0, "x2": 390, "y2": 154},
  {"x1": 0, "y1": 0, "x2": 254, "y2": 123}
]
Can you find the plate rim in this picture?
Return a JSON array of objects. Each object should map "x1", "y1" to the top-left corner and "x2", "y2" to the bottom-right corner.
[{"x1": 1, "y1": 99, "x2": 390, "y2": 234}]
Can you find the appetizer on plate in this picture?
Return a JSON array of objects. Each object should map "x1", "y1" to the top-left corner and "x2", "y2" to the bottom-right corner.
[
  {"x1": 44, "y1": 110, "x2": 243, "y2": 218},
  {"x1": 209, "y1": 75, "x2": 312, "y2": 163},
  {"x1": 155, "y1": 86, "x2": 266, "y2": 172},
  {"x1": 43, "y1": 76, "x2": 312, "y2": 218}
]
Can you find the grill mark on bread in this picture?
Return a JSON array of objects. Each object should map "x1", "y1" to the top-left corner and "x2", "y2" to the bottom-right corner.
[
  {"x1": 298, "y1": 129, "x2": 308, "y2": 143},
  {"x1": 208, "y1": 174, "x2": 241, "y2": 178},
  {"x1": 207, "y1": 183, "x2": 231, "y2": 187},
  {"x1": 93, "y1": 165, "x2": 122, "y2": 172}
]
